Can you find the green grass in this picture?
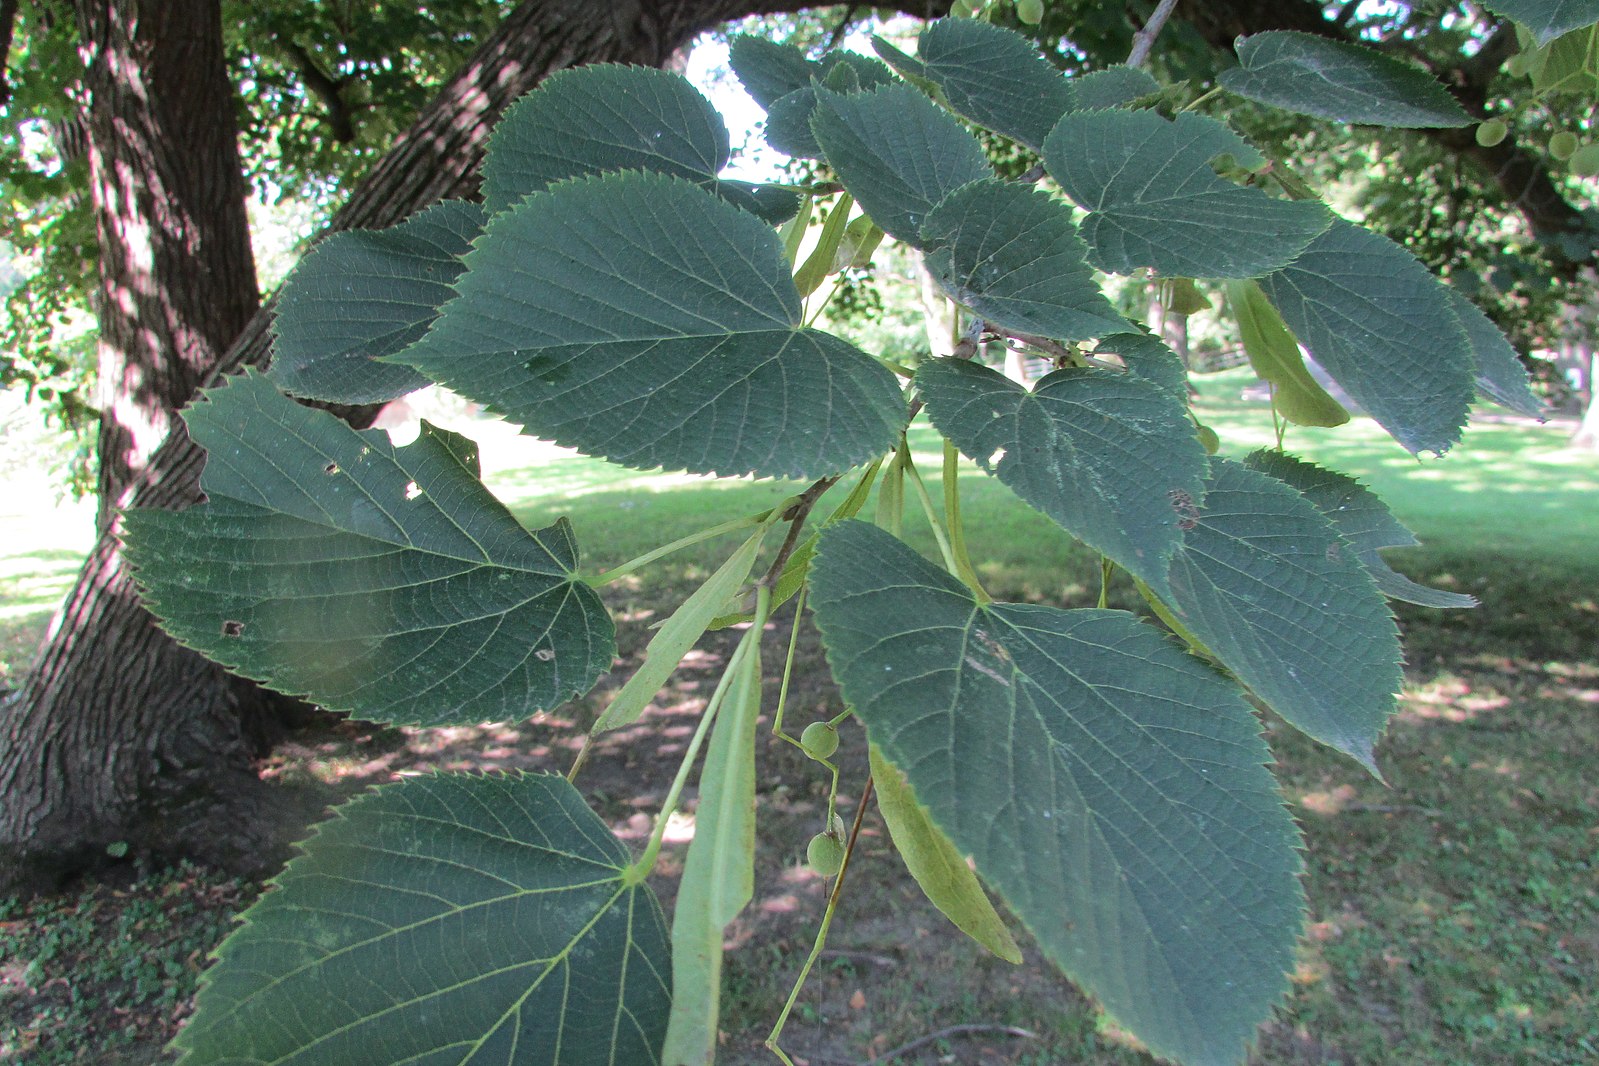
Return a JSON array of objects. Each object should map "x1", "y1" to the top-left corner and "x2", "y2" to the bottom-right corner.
[{"x1": 1, "y1": 388, "x2": 1595, "y2": 1063}]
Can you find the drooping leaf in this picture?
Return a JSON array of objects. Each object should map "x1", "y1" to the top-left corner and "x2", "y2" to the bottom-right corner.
[
  {"x1": 1257, "y1": 218, "x2": 1475, "y2": 455},
  {"x1": 1091, "y1": 330, "x2": 1191, "y2": 401},
  {"x1": 172, "y1": 772, "x2": 672, "y2": 1066},
  {"x1": 917, "y1": 358, "x2": 1207, "y2": 599},
  {"x1": 1225, "y1": 278, "x2": 1350, "y2": 428},
  {"x1": 270, "y1": 200, "x2": 483, "y2": 404},
  {"x1": 809, "y1": 520, "x2": 1305, "y2": 1066},
  {"x1": 810, "y1": 82, "x2": 993, "y2": 245},
  {"x1": 594, "y1": 527, "x2": 767, "y2": 732},
  {"x1": 1243, "y1": 451, "x2": 1477, "y2": 609},
  {"x1": 1219, "y1": 32, "x2": 1471, "y2": 127},
  {"x1": 397, "y1": 171, "x2": 906, "y2": 480},
  {"x1": 480, "y1": 64, "x2": 796, "y2": 224},
  {"x1": 920, "y1": 180, "x2": 1127, "y2": 340},
  {"x1": 1043, "y1": 110, "x2": 1330, "y2": 278},
  {"x1": 1482, "y1": 0, "x2": 1599, "y2": 45},
  {"x1": 1165, "y1": 458, "x2": 1401, "y2": 769},
  {"x1": 123, "y1": 371, "x2": 614, "y2": 728},
  {"x1": 872, "y1": 18, "x2": 1072, "y2": 152},
  {"x1": 663, "y1": 638, "x2": 761, "y2": 1066},
  {"x1": 870, "y1": 745, "x2": 1022, "y2": 964},
  {"x1": 1446, "y1": 289, "x2": 1546, "y2": 418}
]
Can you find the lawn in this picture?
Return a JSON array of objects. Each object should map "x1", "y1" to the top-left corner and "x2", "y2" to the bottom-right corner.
[{"x1": 1, "y1": 379, "x2": 1595, "y2": 1064}]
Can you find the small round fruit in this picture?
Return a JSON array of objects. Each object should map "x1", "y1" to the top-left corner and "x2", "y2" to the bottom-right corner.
[
  {"x1": 807, "y1": 832, "x2": 845, "y2": 877},
  {"x1": 1196, "y1": 424, "x2": 1221, "y2": 455},
  {"x1": 1475, "y1": 119, "x2": 1508, "y2": 148},
  {"x1": 800, "y1": 721, "x2": 839, "y2": 760},
  {"x1": 1016, "y1": 0, "x2": 1045, "y2": 25},
  {"x1": 1571, "y1": 143, "x2": 1599, "y2": 177},
  {"x1": 1549, "y1": 131, "x2": 1579, "y2": 160}
]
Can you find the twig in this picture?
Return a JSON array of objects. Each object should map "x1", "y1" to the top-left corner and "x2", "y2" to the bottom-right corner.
[
  {"x1": 1127, "y1": 0, "x2": 1181, "y2": 69},
  {"x1": 757, "y1": 476, "x2": 839, "y2": 589},
  {"x1": 869, "y1": 1023, "x2": 1039, "y2": 1065},
  {"x1": 826, "y1": 4, "x2": 860, "y2": 51}
]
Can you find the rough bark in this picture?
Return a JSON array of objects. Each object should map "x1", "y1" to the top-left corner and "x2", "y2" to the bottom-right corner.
[{"x1": 0, "y1": 0, "x2": 949, "y2": 894}]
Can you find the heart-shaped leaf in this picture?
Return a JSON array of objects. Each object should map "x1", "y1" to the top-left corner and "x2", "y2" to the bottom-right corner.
[
  {"x1": 1043, "y1": 110, "x2": 1330, "y2": 278},
  {"x1": 811, "y1": 82, "x2": 993, "y2": 245},
  {"x1": 1256, "y1": 218, "x2": 1475, "y2": 455},
  {"x1": 397, "y1": 171, "x2": 906, "y2": 480},
  {"x1": 810, "y1": 520, "x2": 1305, "y2": 1066},
  {"x1": 172, "y1": 772, "x2": 672, "y2": 1065},
  {"x1": 481, "y1": 63, "x2": 796, "y2": 223},
  {"x1": 920, "y1": 179, "x2": 1127, "y2": 341},
  {"x1": 123, "y1": 370, "x2": 614, "y2": 727},
  {"x1": 917, "y1": 358, "x2": 1208, "y2": 598},
  {"x1": 270, "y1": 200, "x2": 484, "y2": 404},
  {"x1": 1219, "y1": 32, "x2": 1471, "y2": 127},
  {"x1": 1243, "y1": 450, "x2": 1477, "y2": 609},
  {"x1": 1165, "y1": 458, "x2": 1401, "y2": 769}
]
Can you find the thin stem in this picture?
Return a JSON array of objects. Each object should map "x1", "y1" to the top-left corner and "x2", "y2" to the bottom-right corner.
[
  {"x1": 770, "y1": 586, "x2": 809, "y2": 746},
  {"x1": 1098, "y1": 557, "x2": 1114, "y2": 609},
  {"x1": 1181, "y1": 85, "x2": 1224, "y2": 112},
  {"x1": 764, "y1": 776, "x2": 876, "y2": 1064},
  {"x1": 1127, "y1": 0, "x2": 1181, "y2": 68},
  {"x1": 758, "y1": 477, "x2": 839, "y2": 590},
  {"x1": 586, "y1": 511, "x2": 774, "y2": 587},
  {"x1": 905, "y1": 450, "x2": 989, "y2": 602}
]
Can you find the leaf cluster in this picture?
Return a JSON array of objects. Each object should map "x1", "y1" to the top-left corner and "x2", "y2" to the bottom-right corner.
[{"x1": 119, "y1": 10, "x2": 1570, "y2": 1066}]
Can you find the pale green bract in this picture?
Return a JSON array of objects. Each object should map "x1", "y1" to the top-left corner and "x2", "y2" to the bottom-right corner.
[
  {"x1": 122, "y1": 371, "x2": 614, "y2": 728},
  {"x1": 396, "y1": 171, "x2": 906, "y2": 480},
  {"x1": 1219, "y1": 32, "x2": 1472, "y2": 127},
  {"x1": 809, "y1": 521, "x2": 1306, "y2": 1066},
  {"x1": 171, "y1": 773, "x2": 672, "y2": 1065}
]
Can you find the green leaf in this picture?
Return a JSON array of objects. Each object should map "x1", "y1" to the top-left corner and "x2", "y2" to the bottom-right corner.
[
  {"x1": 870, "y1": 745, "x2": 1022, "y2": 964},
  {"x1": 757, "y1": 53, "x2": 898, "y2": 160},
  {"x1": 172, "y1": 772, "x2": 672, "y2": 1065},
  {"x1": 1065, "y1": 66, "x2": 1162, "y2": 111},
  {"x1": 1225, "y1": 279, "x2": 1350, "y2": 428},
  {"x1": 269, "y1": 200, "x2": 483, "y2": 404},
  {"x1": 1091, "y1": 331, "x2": 1191, "y2": 401},
  {"x1": 123, "y1": 371, "x2": 614, "y2": 728},
  {"x1": 1446, "y1": 289, "x2": 1545, "y2": 418},
  {"x1": 1257, "y1": 219, "x2": 1475, "y2": 455},
  {"x1": 872, "y1": 19, "x2": 1072, "y2": 152},
  {"x1": 916, "y1": 358, "x2": 1208, "y2": 599},
  {"x1": 595, "y1": 528, "x2": 766, "y2": 732},
  {"x1": 728, "y1": 35, "x2": 816, "y2": 107},
  {"x1": 480, "y1": 64, "x2": 796, "y2": 224},
  {"x1": 1242, "y1": 451, "x2": 1477, "y2": 610},
  {"x1": 1219, "y1": 32, "x2": 1471, "y2": 127},
  {"x1": 809, "y1": 520, "x2": 1305, "y2": 1066},
  {"x1": 1165, "y1": 458, "x2": 1401, "y2": 769},
  {"x1": 1043, "y1": 110, "x2": 1329, "y2": 278},
  {"x1": 662, "y1": 641, "x2": 761, "y2": 1066},
  {"x1": 1482, "y1": 0, "x2": 1599, "y2": 45},
  {"x1": 919, "y1": 180, "x2": 1127, "y2": 340},
  {"x1": 811, "y1": 82, "x2": 993, "y2": 245},
  {"x1": 397, "y1": 171, "x2": 905, "y2": 480}
]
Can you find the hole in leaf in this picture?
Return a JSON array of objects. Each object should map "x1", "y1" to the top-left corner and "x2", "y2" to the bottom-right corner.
[
  {"x1": 535, "y1": 648, "x2": 556, "y2": 662},
  {"x1": 324, "y1": 462, "x2": 339, "y2": 475},
  {"x1": 221, "y1": 620, "x2": 245, "y2": 637},
  {"x1": 405, "y1": 481, "x2": 422, "y2": 500}
]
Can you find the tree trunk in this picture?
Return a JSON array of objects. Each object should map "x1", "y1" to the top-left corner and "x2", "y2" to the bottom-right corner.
[{"x1": 0, "y1": 0, "x2": 948, "y2": 893}]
